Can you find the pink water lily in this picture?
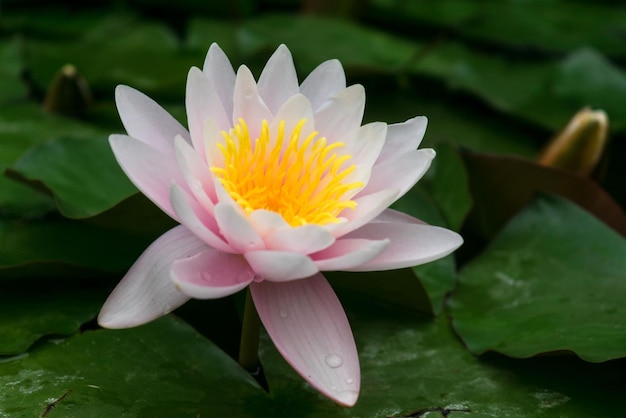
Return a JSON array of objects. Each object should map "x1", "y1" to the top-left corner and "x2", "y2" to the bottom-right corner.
[{"x1": 98, "y1": 43, "x2": 463, "y2": 406}]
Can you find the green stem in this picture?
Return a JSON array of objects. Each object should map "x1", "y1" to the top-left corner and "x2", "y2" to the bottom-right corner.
[{"x1": 238, "y1": 289, "x2": 261, "y2": 372}]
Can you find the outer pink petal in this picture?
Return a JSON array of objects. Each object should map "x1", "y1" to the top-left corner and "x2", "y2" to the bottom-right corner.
[
  {"x1": 358, "y1": 149, "x2": 435, "y2": 200},
  {"x1": 299, "y1": 59, "x2": 346, "y2": 112},
  {"x1": 232, "y1": 66, "x2": 272, "y2": 138},
  {"x1": 257, "y1": 44, "x2": 300, "y2": 115},
  {"x1": 170, "y1": 185, "x2": 234, "y2": 253},
  {"x1": 114, "y1": 85, "x2": 189, "y2": 155},
  {"x1": 171, "y1": 248, "x2": 255, "y2": 299},
  {"x1": 312, "y1": 238, "x2": 389, "y2": 271},
  {"x1": 214, "y1": 203, "x2": 265, "y2": 252},
  {"x1": 98, "y1": 226, "x2": 205, "y2": 328},
  {"x1": 203, "y1": 43, "x2": 236, "y2": 118},
  {"x1": 248, "y1": 209, "x2": 291, "y2": 237},
  {"x1": 343, "y1": 222, "x2": 463, "y2": 271},
  {"x1": 377, "y1": 116, "x2": 427, "y2": 164},
  {"x1": 265, "y1": 224, "x2": 335, "y2": 254},
  {"x1": 251, "y1": 275, "x2": 360, "y2": 406},
  {"x1": 109, "y1": 134, "x2": 188, "y2": 220},
  {"x1": 313, "y1": 85, "x2": 365, "y2": 143},
  {"x1": 244, "y1": 251, "x2": 318, "y2": 281},
  {"x1": 186, "y1": 67, "x2": 230, "y2": 157}
]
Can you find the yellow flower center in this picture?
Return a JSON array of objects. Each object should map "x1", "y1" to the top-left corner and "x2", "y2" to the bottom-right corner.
[{"x1": 210, "y1": 118, "x2": 363, "y2": 226}]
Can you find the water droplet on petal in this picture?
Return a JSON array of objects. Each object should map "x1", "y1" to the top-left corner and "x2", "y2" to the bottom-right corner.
[
  {"x1": 346, "y1": 378, "x2": 354, "y2": 385},
  {"x1": 325, "y1": 354, "x2": 343, "y2": 368},
  {"x1": 201, "y1": 272, "x2": 212, "y2": 282},
  {"x1": 279, "y1": 310, "x2": 288, "y2": 318}
]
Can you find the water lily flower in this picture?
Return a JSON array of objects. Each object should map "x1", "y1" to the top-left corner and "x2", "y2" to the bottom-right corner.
[{"x1": 98, "y1": 43, "x2": 463, "y2": 407}]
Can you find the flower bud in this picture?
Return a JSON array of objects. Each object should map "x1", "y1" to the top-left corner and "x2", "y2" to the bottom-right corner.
[
  {"x1": 43, "y1": 64, "x2": 92, "y2": 118},
  {"x1": 537, "y1": 108, "x2": 608, "y2": 176}
]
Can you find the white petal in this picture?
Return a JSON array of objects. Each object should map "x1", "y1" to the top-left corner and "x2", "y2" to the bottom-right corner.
[
  {"x1": 214, "y1": 202, "x2": 265, "y2": 252},
  {"x1": 251, "y1": 275, "x2": 360, "y2": 406},
  {"x1": 342, "y1": 122, "x2": 387, "y2": 168},
  {"x1": 358, "y1": 148, "x2": 435, "y2": 200},
  {"x1": 248, "y1": 209, "x2": 291, "y2": 237},
  {"x1": 109, "y1": 134, "x2": 188, "y2": 220},
  {"x1": 371, "y1": 208, "x2": 427, "y2": 225},
  {"x1": 244, "y1": 250, "x2": 318, "y2": 281},
  {"x1": 265, "y1": 224, "x2": 335, "y2": 254},
  {"x1": 186, "y1": 67, "x2": 230, "y2": 157},
  {"x1": 171, "y1": 248, "x2": 255, "y2": 299},
  {"x1": 269, "y1": 94, "x2": 315, "y2": 151},
  {"x1": 343, "y1": 222, "x2": 463, "y2": 271},
  {"x1": 300, "y1": 59, "x2": 346, "y2": 112},
  {"x1": 232, "y1": 65, "x2": 272, "y2": 138},
  {"x1": 312, "y1": 238, "x2": 389, "y2": 271},
  {"x1": 377, "y1": 116, "x2": 428, "y2": 164},
  {"x1": 170, "y1": 184, "x2": 234, "y2": 253},
  {"x1": 257, "y1": 44, "x2": 300, "y2": 115},
  {"x1": 314, "y1": 85, "x2": 365, "y2": 143},
  {"x1": 114, "y1": 85, "x2": 190, "y2": 155},
  {"x1": 333, "y1": 189, "x2": 399, "y2": 237},
  {"x1": 203, "y1": 43, "x2": 237, "y2": 118},
  {"x1": 175, "y1": 135, "x2": 218, "y2": 210},
  {"x1": 98, "y1": 226, "x2": 205, "y2": 328}
]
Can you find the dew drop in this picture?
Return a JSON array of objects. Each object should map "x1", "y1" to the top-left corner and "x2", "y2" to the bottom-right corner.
[
  {"x1": 346, "y1": 378, "x2": 354, "y2": 385},
  {"x1": 325, "y1": 354, "x2": 343, "y2": 368},
  {"x1": 279, "y1": 310, "x2": 288, "y2": 318}
]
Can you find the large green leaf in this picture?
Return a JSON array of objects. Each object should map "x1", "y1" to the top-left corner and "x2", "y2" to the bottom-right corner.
[
  {"x1": 449, "y1": 195, "x2": 626, "y2": 362},
  {"x1": 8, "y1": 135, "x2": 137, "y2": 219},
  {"x1": 0, "y1": 316, "x2": 267, "y2": 417},
  {"x1": 0, "y1": 279, "x2": 105, "y2": 355}
]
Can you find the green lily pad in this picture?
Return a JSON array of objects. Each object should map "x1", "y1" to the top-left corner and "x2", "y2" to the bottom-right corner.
[
  {"x1": 0, "y1": 279, "x2": 105, "y2": 355},
  {"x1": 0, "y1": 316, "x2": 267, "y2": 417},
  {"x1": 449, "y1": 195, "x2": 626, "y2": 362},
  {"x1": 8, "y1": 135, "x2": 137, "y2": 219}
]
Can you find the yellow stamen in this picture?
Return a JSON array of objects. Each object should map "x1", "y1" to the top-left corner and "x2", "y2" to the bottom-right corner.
[{"x1": 210, "y1": 118, "x2": 363, "y2": 226}]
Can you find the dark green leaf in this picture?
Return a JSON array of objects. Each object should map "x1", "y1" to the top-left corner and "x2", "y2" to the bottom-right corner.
[
  {"x1": 8, "y1": 135, "x2": 137, "y2": 219},
  {"x1": 449, "y1": 195, "x2": 626, "y2": 362}
]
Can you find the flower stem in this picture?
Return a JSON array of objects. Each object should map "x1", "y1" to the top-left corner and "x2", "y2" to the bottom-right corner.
[{"x1": 238, "y1": 289, "x2": 261, "y2": 373}]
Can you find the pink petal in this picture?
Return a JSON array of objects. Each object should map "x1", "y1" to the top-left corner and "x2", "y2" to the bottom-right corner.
[
  {"x1": 299, "y1": 59, "x2": 346, "y2": 112},
  {"x1": 251, "y1": 275, "x2": 360, "y2": 406},
  {"x1": 333, "y1": 189, "x2": 399, "y2": 237},
  {"x1": 109, "y1": 134, "x2": 188, "y2": 220},
  {"x1": 314, "y1": 85, "x2": 365, "y2": 143},
  {"x1": 265, "y1": 224, "x2": 335, "y2": 254},
  {"x1": 171, "y1": 248, "x2": 255, "y2": 299},
  {"x1": 248, "y1": 209, "x2": 291, "y2": 237},
  {"x1": 371, "y1": 208, "x2": 427, "y2": 225},
  {"x1": 98, "y1": 226, "x2": 205, "y2": 328},
  {"x1": 175, "y1": 135, "x2": 218, "y2": 209},
  {"x1": 203, "y1": 43, "x2": 236, "y2": 118},
  {"x1": 114, "y1": 85, "x2": 189, "y2": 155},
  {"x1": 269, "y1": 94, "x2": 315, "y2": 149},
  {"x1": 244, "y1": 250, "x2": 318, "y2": 281},
  {"x1": 377, "y1": 116, "x2": 427, "y2": 164},
  {"x1": 343, "y1": 222, "x2": 463, "y2": 271},
  {"x1": 186, "y1": 67, "x2": 230, "y2": 157},
  {"x1": 214, "y1": 202, "x2": 265, "y2": 252},
  {"x1": 358, "y1": 148, "x2": 435, "y2": 200},
  {"x1": 341, "y1": 122, "x2": 387, "y2": 169},
  {"x1": 257, "y1": 44, "x2": 300, "y2": 115},
  {"x1": 312, "y1": 238, "x2": 389, "y2": 271},
  {"x1": 170, "y1": 185, "x2": 234, "y2": 253},
  {"x1": 232, "y1": 65, "x2": 272, "y2": 138}
]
